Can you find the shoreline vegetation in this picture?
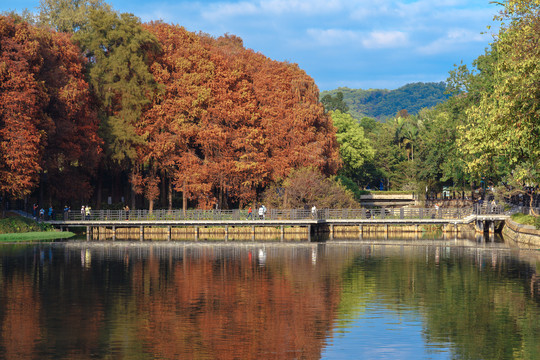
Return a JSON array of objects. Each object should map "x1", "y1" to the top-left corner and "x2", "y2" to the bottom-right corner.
[
  {"x1": 511, "y1": 213, "x2": 540, "y2": 230},
  {"x1": 0, "y1": 213, "x2": 75, "y2": 242}
]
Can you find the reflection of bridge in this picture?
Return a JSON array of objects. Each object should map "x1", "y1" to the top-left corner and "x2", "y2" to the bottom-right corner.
[{"x1": 39, "y1": 206, "x2": 512, "y2": 241}]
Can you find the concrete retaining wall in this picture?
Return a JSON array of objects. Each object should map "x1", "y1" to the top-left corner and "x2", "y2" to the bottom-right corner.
[{"x1": 503, "y1": 219, "x2": 540, "y2": 248}]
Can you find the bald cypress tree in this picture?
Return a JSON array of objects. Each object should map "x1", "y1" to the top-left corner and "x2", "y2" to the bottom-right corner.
[{"x1": 71, "y1": 7, "x2": 160, "y2": 207}]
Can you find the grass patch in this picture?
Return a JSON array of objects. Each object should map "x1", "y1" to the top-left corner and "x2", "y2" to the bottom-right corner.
[
  {"x1": 511, "y1": 213, "x2": 540, "y2": 229},
  {"x1": 0, "y1": 231, "x2": 75, "y2": 242}
]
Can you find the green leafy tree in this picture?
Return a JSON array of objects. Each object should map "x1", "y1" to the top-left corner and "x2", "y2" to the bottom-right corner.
[
  {"x1": 460, "y1": 0, "x2": 540, "y2": 193},
  {"x1": 321, "y1": 91, "x2": 349, "y2": 113},
  {"x1": 38, "y1": 0, "x2": 109, "y2": 33},
  {"x1": 330, "y1": 110, "x2": 374, "y2": 181},
  {"x1": 74, "y1": 8, "x2": 160, "y2": 166}
]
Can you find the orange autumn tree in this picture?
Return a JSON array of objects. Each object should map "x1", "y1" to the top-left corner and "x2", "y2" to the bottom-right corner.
[
  {"x1": 37, "y1": 28, "x2": 102, "y2": 202},
  {"x1": 0, "y1": 17, "x2": 47, "y2": 200},
  {"x1": 139, "y1": 22, "x2": 214, "y2": 212},
  {"x1": 199, "y1": 34, "x2": 267, "y2": 209},
  {"x1": 139, "y1": 26, "x2": 340, "y2": 209},
  {"x1": 0, "y1": 15, "x2": 101, "y2": 205},
  {"x1": 248, "y1": 51, "x2": 341, "y2": 179},
  {"x1": 201, "y1": 35, "x2": 340, "y2": 208}
]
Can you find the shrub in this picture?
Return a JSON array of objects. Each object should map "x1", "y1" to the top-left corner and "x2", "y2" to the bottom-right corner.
[{"x1": 0, "y1": 215, "x2": 42, "y2": 234}]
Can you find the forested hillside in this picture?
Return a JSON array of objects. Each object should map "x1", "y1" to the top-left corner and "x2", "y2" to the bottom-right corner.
[{"x1": 320, "y1": 82, "x2": 449, "y2": 120}]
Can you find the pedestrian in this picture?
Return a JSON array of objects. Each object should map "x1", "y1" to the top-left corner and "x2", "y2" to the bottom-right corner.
[
  {"x1": 247, "y1": 206, "x2": 253, "y2": 220},
  {"x1": 39, "y1": 208, "x2": 45, "y2": 221},
  {"x1": 311, "y1": 205, "x2": 317, "y2": 219},
  {"x1": 81, "y1": 205, "x2": 85, "y2": 220},
  {"x1": 33, "y1": 203, "x2": 38, "y2": 219},
  {"x1": 63, "y1": 205, "x2": 70, "y2": 220},
  {"x1": 124, "y1": 205, "x2": 130, "y2": 220},
  {"x1": 258, "y1": 205, "x2": 264, "y2": 220},
  {"x1": 48, "y1": 206, "x2": 54, "y2": 220},
  {"x1": 85, "y1": 206, "x2": 91, "y2": 220}
]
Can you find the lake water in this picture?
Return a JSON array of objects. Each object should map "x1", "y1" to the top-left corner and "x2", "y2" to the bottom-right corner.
[{"x1": 0, "y1": 237, "x2": 539, "y2": 359}]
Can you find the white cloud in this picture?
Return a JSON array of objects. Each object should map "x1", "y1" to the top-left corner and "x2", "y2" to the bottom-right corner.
[
  {"x1": 306, "y1": 28, "x2": 409, "y2": 49},
  {"x1": 306, "y1": 28, "x2": 361, "y2": 46},
  {"x1": 201, "y1": 1, "x2": 259, "y2": 20},
  {"x1": 362, "y1": 31, "x2": 409, "y2": 49},
  {"x1": 201, "y1": 0, "x2": 346, "y2": 20},
  {"x1": 418, "y1": 28, "x2": 491, "y2": 55}
]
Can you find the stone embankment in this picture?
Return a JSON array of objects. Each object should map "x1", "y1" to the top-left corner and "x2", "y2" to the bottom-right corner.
[{"x1": 503, "y1": 219, "x2": 540, "y2": 249}]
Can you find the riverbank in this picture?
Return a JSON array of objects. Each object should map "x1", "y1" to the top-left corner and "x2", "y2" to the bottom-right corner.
[
  {"x1": 0, "y1": 212, "x2": 75, "y2": 242},
  {"x1": 0, "y1": 231, "x2": 75, "y2": 242},
  {"x1": 502, "y1": 218, "x2": 540, "y2": 249}
]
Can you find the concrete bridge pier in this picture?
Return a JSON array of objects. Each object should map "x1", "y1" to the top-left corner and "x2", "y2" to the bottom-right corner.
[{"x1": 476, "y1": 220, "x2": 485, "y2": 234}]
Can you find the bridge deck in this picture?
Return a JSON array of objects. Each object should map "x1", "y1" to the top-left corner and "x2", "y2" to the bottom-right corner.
[{"x1": 48, "y1": 214, "x2": 508, "y2": 228}]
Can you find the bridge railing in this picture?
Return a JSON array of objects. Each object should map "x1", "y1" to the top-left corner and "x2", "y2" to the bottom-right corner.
[{"x1": 40, "y1": 206, "x2": 509, "y2": 222}]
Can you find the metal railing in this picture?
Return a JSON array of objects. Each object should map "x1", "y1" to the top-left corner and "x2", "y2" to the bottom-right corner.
[{"x1": 35, "y1": 205, "x2": 511, "y2": 222}]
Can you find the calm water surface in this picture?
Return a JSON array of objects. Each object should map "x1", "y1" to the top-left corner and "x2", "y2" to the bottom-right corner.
[{"x1": 0, "y1": 237, "x2": 539, "y2": 359}]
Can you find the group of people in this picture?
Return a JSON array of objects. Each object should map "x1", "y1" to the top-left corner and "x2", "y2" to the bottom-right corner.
[
  {"x1": 80, "y1": 205, "x2": 92, "y2": 220},
  {"x1": 246, "y1": 205, "x2": 267, "y2": 220},
  {"x1": 32, "y1": 203, "x2": 56, "y2": 221}
]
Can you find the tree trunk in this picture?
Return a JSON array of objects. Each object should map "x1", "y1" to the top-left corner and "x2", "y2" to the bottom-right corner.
[
  {"x1": 160, "y1": 174, "x2": 167, "y2": 208},
  {"x1": 168, "y1": 179, "x2": 173, "y2": 211},
  {"x1": 530, "y1": 191, "x2": 537, "y2": 216},
  {"x1": 96, "y1": 167, "x2": 102, "y2": 210},
  {"x1": 182, "y1": 180, "x2": 187, "y2": 215},
  {"x1": 131, "y1": 184, "x2": 136, "y2": 210},
  {"x1": 1, "y1": 191, "x2": 5, "y2": 218}
]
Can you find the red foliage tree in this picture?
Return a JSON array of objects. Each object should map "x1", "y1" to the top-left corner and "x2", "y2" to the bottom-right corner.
[
  {"x1": 37, "y1": 29, "x2": 102, "y2": 202},
  {"x1": 0, "y1": 16, "x2": 101, "y2": 204},
  {"x1": 0, "y1": 17, "x2": 48, "y2": 199},
  {"x1": 140, "y1": 24, "x2": 340, "y2": 209}
]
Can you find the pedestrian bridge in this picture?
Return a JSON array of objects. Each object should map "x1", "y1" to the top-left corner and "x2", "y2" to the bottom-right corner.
[{"x1": 40, "y1": 206, "x2": 511, "y2": 241}]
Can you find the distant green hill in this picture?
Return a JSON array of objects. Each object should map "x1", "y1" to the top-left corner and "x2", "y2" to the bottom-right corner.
[{"x1": 320, "y1": 82, "x2": 449, "y2": 120}]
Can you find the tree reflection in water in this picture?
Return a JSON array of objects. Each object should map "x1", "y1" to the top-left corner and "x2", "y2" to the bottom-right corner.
[{"x1": 0, "y1": 242, "x2": 538, "y2": 359}]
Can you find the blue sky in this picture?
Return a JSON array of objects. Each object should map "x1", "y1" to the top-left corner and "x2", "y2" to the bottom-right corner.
[{"x1": 2, "y1": 0, "x2": 499, "y2": 91}]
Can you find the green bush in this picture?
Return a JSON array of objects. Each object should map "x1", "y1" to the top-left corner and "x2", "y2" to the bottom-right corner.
[{"x1": 0, "y1": 216, "x2": 42, "y2": 234}]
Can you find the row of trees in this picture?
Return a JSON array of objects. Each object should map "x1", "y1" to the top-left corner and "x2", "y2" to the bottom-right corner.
[
  {"x1": 1, "y1": 0, "x2": 345, "y2": 211},
  {"x1": 326, "y1": 0, "x2": 539, "y2": 204},
  {"x1": 2, "y1": 0, "x2": 537, "y2": 211}
]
